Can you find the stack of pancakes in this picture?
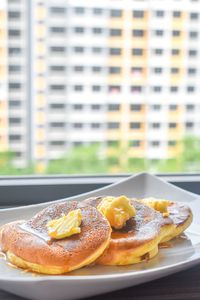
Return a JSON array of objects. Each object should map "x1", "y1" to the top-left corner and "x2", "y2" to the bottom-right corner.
[{"x1": 0, "y1": 196, "x2": 193, "y2": 274}]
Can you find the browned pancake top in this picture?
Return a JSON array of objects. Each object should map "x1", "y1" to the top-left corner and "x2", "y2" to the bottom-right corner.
[
  {"x1": 0, "y1": 201, "x2": 111, "y2": 268},
  {"x1": 84, "y1": 197, "x2": 172, "y2": 250}
]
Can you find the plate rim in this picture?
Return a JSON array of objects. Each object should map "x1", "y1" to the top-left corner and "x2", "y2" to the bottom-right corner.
[{"x1": 0, "y1": 253, "x2": 200, "y2": 282}]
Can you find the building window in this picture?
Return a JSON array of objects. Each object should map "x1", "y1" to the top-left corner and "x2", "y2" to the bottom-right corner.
[
  {"x1": 9, "y1": 65, "x2": 21, "y2": 73},
  {"x1": 186, "y1": 104, "x2": 195, "y2": 111},
  {"x1": 92, "y1": 47, "x2": 103, "y2": 54},
  {"x1": 109, "y1": 48, "x2": 122, "y2": 55},
  {"x1": 49, "y1": 141, "x2": 65, "y2": 146},
  {"x1": 92, "y1": 66, "x2": 102, "y2": 73},
  {"x1": 50, "y1": 27, "x2": 66, "y2": 34},
  {"x1": 153, "y1": 67, "x2": 163, "y2": 74},
  {"x1": 130, "y1": 104, "x2": 142, "y2": 111},
  {"x1": 169, "y1": 104, "x2": 178, "y2": 111},
  {"x1": 132, "y1": 48, "x2": 143, "y2": 56},
  {"x1": 74, "y1": 7, "x2": 85, "y2": 14},
  {"x1": 151, "y1": 123, "x2": 161, "y2": 129},
  {"x1": 49, "y1": 84, "x2": 65, "y2": 91},
  {"x1": 50, "y1": 7, "x2": 67, "y2": 14},
  {"x1": 72, "y1": 104, "x2": 83, "y2": 110},
  {"x1": 188, "y1": 49, "x2": 197, "y2": 57},
  {"x1": 92, "y1": 27, "x2": 103, "y2": 35},
  {"x1": 130, "y1": 122, "x2": 141, "y2": 129},
  {"x1": 172, "y1": 30, "x2": 181, "y2": 37},
  {"x1": 9, "y1": 117, "x2": 21, "y2": 125},
  {"x1": 108, "y1": 85, "x2": 121, "y2": 93},
  {"x1": 169, "y1": 122, "x2": 177, "y2": 129},
  {"x1": 9, "y1": 100, "x2": 21, "y2": 108},
  {"x1": 151, "y1": 104, "x2": 161, "y2": 111},
  {"x1": 91, "y1": 123, "x2": 101, "y2": 129},
  {"x1": 131, "y1": 86, "x2": 143, "y2": 93},
  {"x1": 9, "y1": 134, "x2": 21, "y2": 141},
  {"x1": 107, "y1": 122, "x2": 120, "y2": 129},
  {"x1": 131, "y1": 67, "x2": 143, "y2": 75},
  {"x1": 8, "y1": 11, "x2": 21, "y2": 19},
  {"x1": 173, "y1": 11, "x2": 181, "y2": 18},
  {"x1": 154, "y1": 49, "x2": 163, "y2": 55},
  {"x1": 187, "y1": 86, "x2": 195, "y2": 93},
  {"x1": 151, "y1": 141, "x2": 160, "y2": 147},
  {"x1": 74, "y1": 85, "x2": 84, "y2": 92},
  {"x1": 189, "y1": 31, "x2": 198, "y2": 39},
  {"x1": 91, "y1": 104, "x2": 101, "y2": 110},
  {"x1": 50, "y1": 65, "x2": 66, "y2": 72},
  {"x1": 73, "y1": 123, "x2": 84, "y2": 129},
  {"x1": 155, "y1": 10, "x2": 164, "y2": 17},
  {"x1": 171, "y1": 67, "x2": 179, "y2": 74},
  {"x1": 50, "y1": 103, "x2": 65, "y2": 110},
  {"x1": 74, "y1": 27, "x2": 85, "y2": 34},
  {"x1": 190, "y1": 12, "x2": 199, "y2": 20},
  {"x1": 73, "y1": 46, "x2": 85, "y2": 53},
  {"x1": 93, "y1": 8, "x2": 103, "y2": 15},
  {"x1": 108, "y1": 104, "x2": 120, "y2": 111},
  {"x1": 132, "y1": 30, "x2": 145, "y2": 37},
  {"x1": 73, "y1": 66, "x2": 84, "y2": 72},
  {"x1": 171, "y1": 49, "x2": 180, "y2": 55},
  {"x1": 50, "y1": 46, "x2": 66, "y2": 53},
  {"x1": 132, "y1": 10, "x2": 144, "y2": 18},
  {"x1": 8, "y1": 29, "x2": 21, "y2": 37},
  {"x1": 188, "y1": 68, "x2": 196, "y2": 75},
  {"x1": 9, "y1": 83, "x2": 21, "y2": 90},
  {"x1": 152, "y1": 86, "x2": 162, "y2": 93},
  {"x1": 110, "y1": 9, "x2": 122, "y2": 17},
  {"x1": 49, "y1": 122, "x2": 65, "y2": 128},
  {"x1": 155, "y1": 30, "x2": 164, "y2": 36},
  {"x1": 186, "y1": 122, "x2": 194, "y2": 129},
  {"x1": 109, "y1": 29, "x2": 122, "y2": 36},
  {"x1": 109, "y1": 67, "x2": 121, "y2": 74},
  {"x1": 92, "y1": 85, "x2": 101, "y2": 92},
  {"x1": 170, "y1": 86, "x2": 178, "y2": 93}
]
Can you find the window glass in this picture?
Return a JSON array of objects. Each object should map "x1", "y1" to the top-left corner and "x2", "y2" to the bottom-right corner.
[{"x1": 1, "y1": 0, "x2": 200, "y2": 176}]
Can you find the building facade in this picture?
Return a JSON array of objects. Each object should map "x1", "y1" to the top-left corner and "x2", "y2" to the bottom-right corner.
[{"x1": 0, "y1": 0, "x2": 200, "y2": 170}]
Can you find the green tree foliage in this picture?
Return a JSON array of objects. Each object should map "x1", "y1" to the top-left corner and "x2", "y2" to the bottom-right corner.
[
  {"x1": 46, "y1": 144, "x2": 108, "y2": 174},
  {"x1": 0, "y1": 151, "x2": 35, "y2": 175},
  {"x1": 0, "y1": 135, "x2": 200, "y2": 175}
]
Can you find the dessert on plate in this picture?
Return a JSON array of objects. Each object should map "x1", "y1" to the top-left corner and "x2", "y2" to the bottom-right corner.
[{"x1": 0, "y1": 194, "x2": 193, "y2": 274}]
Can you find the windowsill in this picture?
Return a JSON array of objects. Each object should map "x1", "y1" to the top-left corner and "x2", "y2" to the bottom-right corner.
[{"x1": 0, "y1": 173, "x2": 200, "y2": 207}]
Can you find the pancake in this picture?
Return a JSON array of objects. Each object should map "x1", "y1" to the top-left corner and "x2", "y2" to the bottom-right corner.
[
  {"x1": 138, "y1": 198, "x2": 193, "y2": 242},
  {"x1": 0, "y1": 201, "x2": 111, "y2": 274},
  {"x1": 84, "y1": 197, "x2": 175, "y2": 266}
]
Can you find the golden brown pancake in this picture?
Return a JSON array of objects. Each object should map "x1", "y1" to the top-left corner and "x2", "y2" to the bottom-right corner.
[
  {"x1": 161, "y1": 201, "x2": 193, "y2": 242},
  {"x1": 0, "y1": 201, "x2": 111, "y2": 274},
  {"x1": 138, "y1": 198, "x2": 193, "y2": 242},
  {"x1": 84, "y1": 197, "x2": 175, "y2": 265}
]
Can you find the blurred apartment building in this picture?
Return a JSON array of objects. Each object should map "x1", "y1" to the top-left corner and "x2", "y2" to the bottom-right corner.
[{"x1": 0, "y1": 0, "x2": 200, "y2": 170}]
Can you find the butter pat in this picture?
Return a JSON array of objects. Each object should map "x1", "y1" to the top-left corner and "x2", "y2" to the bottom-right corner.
[
  {"x1": 47, "y1": 209, "x2": 82, "y2": 239},
  {"x1": 97, "y1": 195, "x2": 136, "y2": 229},
  {"x1": 140, "y1": 198, "x2": 170, "y2": 217}
]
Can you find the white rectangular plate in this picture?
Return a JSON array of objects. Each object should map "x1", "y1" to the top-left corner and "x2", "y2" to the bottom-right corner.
[{"x1": 0, "y1": 173, "x2": 200, "y2": 300}]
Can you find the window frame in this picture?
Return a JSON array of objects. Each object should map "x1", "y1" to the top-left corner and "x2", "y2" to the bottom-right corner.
[{"x1": 0, "y1": 174, "x2": 200, "y2": 207}]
